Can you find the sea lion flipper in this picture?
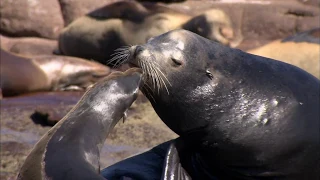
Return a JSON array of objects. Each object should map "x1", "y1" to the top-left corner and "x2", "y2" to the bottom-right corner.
[{"x1": 161, "y1": 142, "x2": 191, "y2": 180}]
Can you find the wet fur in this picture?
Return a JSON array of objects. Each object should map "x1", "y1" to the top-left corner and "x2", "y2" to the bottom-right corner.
[
  {"x1": 17, "y1": 68, "x2": 142, "y2": 180},
  {"x1": 127, "y1": 30, "x2": 319, "y2": 179}
]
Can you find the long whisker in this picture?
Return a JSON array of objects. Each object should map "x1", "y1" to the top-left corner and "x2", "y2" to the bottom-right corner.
[
  {"x1": 152, "y1": 61, "x2": 172, "y2": 87},
  {"x1": 144, "y1": 60, "x2": 156, "y2": 92},
  {"x1": 152, "y1": 65, "x2": 161, "y2": 94},
  {"x1": 114, "y1": 54, "x2": 129, "y2": 68},
  {"x1": 153, "y1": 64, "x2": 170, "y2": 95},
  {"x1": 142, "y1": 83, "x2": 156, "y2": 103},
  {"x1": 149, "y1": 62, "x2": 160, "y2": 93},
  {"x1": 107, "y1": 46, "x2": 132, "y2": 67}
]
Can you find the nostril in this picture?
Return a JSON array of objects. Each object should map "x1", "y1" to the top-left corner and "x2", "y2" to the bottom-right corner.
[{"x1": 134, "y1": 45, "x2": 144, "y2": 57}]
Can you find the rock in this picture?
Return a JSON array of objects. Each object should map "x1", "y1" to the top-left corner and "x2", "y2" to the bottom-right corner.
[
  {"x1": 0, "y1": 35, "x2": 58, "y2": 56},
  {"x1": 247, "y1": 28, "x2": 320, "y2": 79},
  {"x1": 58, "y1": 0, "x2": 119, "y2": 26},
  {"x1": 168, "y1": 0, "x2": 320, "y2": 50},
  {"x1": 136, "y1": 0, "x2": 186, "y2": 3},
  {"x1": 0, "y1": 0, "x2": 64, "y2": 39},
  {"x1": 297, "y1": 0, "x2": 320, "y2": 7}
]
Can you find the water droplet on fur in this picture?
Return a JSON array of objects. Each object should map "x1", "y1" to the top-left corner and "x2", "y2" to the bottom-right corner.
[
  {"x1": 299, "y1": 102, "x2": 303, "y2": 105},
  {"x1": 262, "y1": 118, "x2": 269, "y2": 125},
  {"x1": 220, "y1": 110, "x2": 225, "y2": 113},
  {"x1": 226, "y1": 120, "x2": 230, "y2": 122},
  {"x1": 272, "y1": 99, "x2": 278, "y2": 106}
]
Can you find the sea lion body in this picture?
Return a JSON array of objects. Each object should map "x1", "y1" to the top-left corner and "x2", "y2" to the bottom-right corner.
[
  {"x1": 0, "y1": 49, "x2": 111, "y2": 96},
  {"x1": 0, "y1": 35, "x2": 57, "y2": 56},
  {"x1": 248, "y1": 28, "x2": 320, "y2": 79},
  {"x1": 58, "y1": 1, "x2": 239, "y2": 64},
  {"x1": 17, "y1": 68, "x2": 142, "y2": 180},
  {"x1": 128, "y1": 29, "x2": 319, "y2": 179}
]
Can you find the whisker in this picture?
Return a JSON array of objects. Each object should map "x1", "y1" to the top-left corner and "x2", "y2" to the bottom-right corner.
[
  {"x1": 108, "y1": 53, "x2": 129, "y2": 67},
  {"x1": 147, "y1": 61, "x2": 158, "y2": 92},
  {"x1": 152, "y1": 65, "x2": 161, "y2": 94},
  {"x1": 142, "y1": 83, "x2": 156, "y2": 103},
  {"x1": 152, "y1": 61, "x2": 172, "y2": 87},
  {"x1": 153, "y1": 65, "x2": 170, "y2": 95},
  {"x1": 114, "y1": 54, "x2": 129, "y2": 68},
  {"x1": 106, "y1": 45, "x2": 132, "y2": 67}
]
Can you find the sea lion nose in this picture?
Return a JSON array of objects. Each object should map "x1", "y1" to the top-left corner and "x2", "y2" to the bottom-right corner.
[{"x1": 134, "y1": 45, "x2": 144, "y2": 57}]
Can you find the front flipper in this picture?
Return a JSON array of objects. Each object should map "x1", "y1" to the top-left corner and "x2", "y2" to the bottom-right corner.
[{"x1": 161, "y1": 142, "x2": 191, "y2": 180}]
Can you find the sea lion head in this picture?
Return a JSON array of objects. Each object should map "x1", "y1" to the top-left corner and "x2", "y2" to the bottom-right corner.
[
  {"x1": 75, "y1": 67, "x2": 143, "y2": 125},
  {"x1": 127, "y1": 29, "x2": 227, "y2": 135}
]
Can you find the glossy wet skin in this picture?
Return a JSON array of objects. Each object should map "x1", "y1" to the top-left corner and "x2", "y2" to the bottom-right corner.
[
  {"x1": 129, "y1": 29, "x2": 319, "y2": 179},
  {"x1": 17, "y1": 68, "x2": 142, "y2": 180}
]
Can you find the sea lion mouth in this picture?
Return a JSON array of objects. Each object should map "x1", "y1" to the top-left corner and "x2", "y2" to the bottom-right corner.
[
  {"x1": 107, "y1": 45, "x2": 172, "y2": 96},
  {"x1": 128, "y1": 62, "x2": 139, "y2": 68}
]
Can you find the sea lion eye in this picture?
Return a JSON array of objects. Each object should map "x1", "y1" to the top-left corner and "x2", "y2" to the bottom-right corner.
[
  {"x1": 206, "y1": 69, "x2": 213, "y2": 79},
  {"x1": 171, "y1": 58, "x2": 182, "y2": 66}
]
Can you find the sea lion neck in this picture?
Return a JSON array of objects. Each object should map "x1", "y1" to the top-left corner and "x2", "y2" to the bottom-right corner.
[{"x1": 43, "y1": 71, "x2": 141, "y2": 179}]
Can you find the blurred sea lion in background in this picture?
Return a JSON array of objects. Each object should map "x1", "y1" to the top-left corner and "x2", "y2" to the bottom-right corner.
[
  {"x1": 0, "y1": 49, "x2": 111, "y2": 97},
  {"x1": 58, "y1": 1, "x2": 241, "y2": 64},
  {"x1": 0, "y1": 35, "x2": 57, "y2": 56},
  {"x1": 248, "y1": 28, "x2": 320, "y2": 78}
]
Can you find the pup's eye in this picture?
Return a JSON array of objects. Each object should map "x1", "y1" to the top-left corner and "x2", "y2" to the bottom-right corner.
[{"x1": 172, "y1": 58, "x2": 182, "y2": 66}]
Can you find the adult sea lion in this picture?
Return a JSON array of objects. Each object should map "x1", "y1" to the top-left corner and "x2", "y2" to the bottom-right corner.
[
  {"x1": 248, "y1": 28, "x2": 320, "y2": 79},
  {"x1": 17, "y1": 68, "x2": 142, "y2": 180},
  {"x1": 106, "y1": 29, "x2": 319, "y2": 179},
  {"x1": 58, "y1": 1, "x2": 240, "y2": 64},
  {"x1": 0, "y1": 49, "x2": 111, "y2": 97}
]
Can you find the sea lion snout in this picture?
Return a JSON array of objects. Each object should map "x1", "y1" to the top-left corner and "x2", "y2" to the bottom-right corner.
[
  {"x1": 134, "y1": 45, "x2": 145, "y2": 57},
  {"x1": 129, "y1": 45, "x2": 147, "y2": 67}
]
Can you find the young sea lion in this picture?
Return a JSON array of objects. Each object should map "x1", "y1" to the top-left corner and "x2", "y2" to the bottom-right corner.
[{"x1": 17, "y1": 68, "x2": 142, "y2": 180}]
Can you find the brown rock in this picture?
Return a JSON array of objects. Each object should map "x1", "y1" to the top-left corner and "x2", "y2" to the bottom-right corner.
[
  {"x1": 0, "y1": 0, "x2": 64, "y2": 39},
  {"x1": 247, "y1": 28, "x2": 320, "y2": 79},
  {"x1": 168, "y1": 0, "x2": 320, "y2": 50},
  {"x1": 58, "y1": 0, "x2": 120, "y2": 25},
  {"x1": 0, "y1": 35, "x2": 58, "y2": 56},
  {"x1": 136, "y1": 0, "x2": 186, "y2": 3},
  {"x1": 297, "y1": 0, "x2": 320, "y2": 7}
]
